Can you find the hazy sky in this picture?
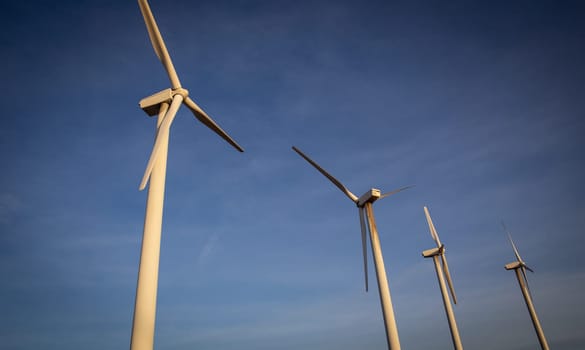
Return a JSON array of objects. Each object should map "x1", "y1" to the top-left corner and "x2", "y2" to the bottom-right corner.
[{"x1": 1, "y1": 0, "x2": 584, "y2": 349}]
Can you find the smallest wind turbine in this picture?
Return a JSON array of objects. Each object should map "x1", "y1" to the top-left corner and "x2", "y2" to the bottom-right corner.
[
  {"x1": 503, "y1": 223, "x2": 550, "y2": 350},
  {"x1": 422, "y1": 206, "x2": 462, "y2": 350}
]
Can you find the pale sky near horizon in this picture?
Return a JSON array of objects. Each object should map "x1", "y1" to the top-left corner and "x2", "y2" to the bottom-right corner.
[{"x1": 1, "y1": 0, "x2": 584, "y2": 349}]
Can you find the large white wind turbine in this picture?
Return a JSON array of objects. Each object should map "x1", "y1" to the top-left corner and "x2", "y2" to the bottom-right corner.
[
  {"x1": 130, "y1": 1, "x2": 243, "y2": 350},
  {"x1": 292, "y1": 146, "x2": 411, "y2": 350},
  {"x1": 503, "y1": 224, "x2": 550, "y2": 350},
  {"x1": 422, "y1": 206, "x2": 463, "y2": 350}
]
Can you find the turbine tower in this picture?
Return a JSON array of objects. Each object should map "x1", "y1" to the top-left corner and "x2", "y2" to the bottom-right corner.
[
  {"x1": 422, "y1": 206, "x2": 463, "y2": 350},
  {"x1": 503, "y1": 224, "x2": 550, "y2": 350},
  {"x1": 131, "y1": 1, "x2": 243, "y2": 349},
  {"x1": 292, "y1": 146, "x2": 411, "y2": 350}
]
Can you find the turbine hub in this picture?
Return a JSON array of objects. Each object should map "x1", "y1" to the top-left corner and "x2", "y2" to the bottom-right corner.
[
  {"x1": 172, "y1": 87, "x2": 189, "y2": 98},
  {"x1": 139, "y1": 88, "x2": 174, "y2": 116}
]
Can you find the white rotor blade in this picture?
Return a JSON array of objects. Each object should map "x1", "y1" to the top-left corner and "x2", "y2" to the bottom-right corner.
[
  {"x1": 291, "y1": 146, "x2": 358, "y2": 203},
  {"x1": 502, "y1": 222, "x2": 525, "y2": 263},
  {"x1": 358, "y1": 207, "x2": 369, "y2": 292},
  {"x1": 183, "y1": 96, "x2": 244, "y2": 152},
  {"x1": 508, "y1": 232, "x2": 524, "y2": 264},
  {"x1": 423, "y1": 206, "x2": 442, "y2": 248},
  {"x1": 364, "y1": 204, "x2": 379, "y2": 246},
  {"x1": 139, "y1": 95, "x2": 183, "y2": 190},
  {"x1": 441, "y1": 254, "x2": 458, "y2": 304},
  {"x1": 137, "y1": 0, "x2": 182, "y2": 89},
  {"x1": 137, "y1": 0, "x2": 162, "y2": 60},
  {"x1": 519, "y1": 266, "x2": 535, "y2": 301},
  {"x1": 379, "y1": 185, "x2": 415, "y2": 199}
]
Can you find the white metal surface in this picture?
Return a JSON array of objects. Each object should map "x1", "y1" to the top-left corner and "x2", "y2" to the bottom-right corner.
[
  {"x1": 513, "y1": 268, "x2": 549, "y2": 350},
  {"x1": 365, "y1": 203, "x2": 402, "y2": 350},
  {"x1": 130, "y1": 103, "x2": 170, "y2": 350},
  {"x1": 431, "y1": 254, "x2": 463, "y2": 350}
]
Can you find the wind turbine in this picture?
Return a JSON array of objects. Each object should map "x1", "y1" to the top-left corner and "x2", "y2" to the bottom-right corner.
[
  {"x1": 130, "y1": 1, "x2": 243, "y2": 350},
  {"x1": 292, "y1": 146, "x2": 411, "y2": 350},
  {"x1": 421, "y1": 206, "x2": 463, "y2": 350},
  {"x1": 503, "y1": 224, "x2": 550, "y2": 350}
]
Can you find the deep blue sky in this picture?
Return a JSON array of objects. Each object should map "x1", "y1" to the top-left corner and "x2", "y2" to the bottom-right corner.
[{"x1": 1, "y1": 1, "x2": 584, "y2": 349}]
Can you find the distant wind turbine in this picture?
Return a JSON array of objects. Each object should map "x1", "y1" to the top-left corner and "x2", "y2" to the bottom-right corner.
[
  {"x1": 503, "y1": 223, "x2": 550, "y2": 350},
  {"x1": 130, "y1": 1, "x2": 244, "y2": 349},
  {"x1": 292, "y1": 146, "x2": 412, "y2": 350},
  {"x1": 422, "y1": 206, "x2": 463, "y2": 350}
]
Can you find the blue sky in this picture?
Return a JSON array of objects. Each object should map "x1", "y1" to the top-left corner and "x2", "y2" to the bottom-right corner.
[{"x1": 1, "y1": 0, "x2": 584, "y2": 349}]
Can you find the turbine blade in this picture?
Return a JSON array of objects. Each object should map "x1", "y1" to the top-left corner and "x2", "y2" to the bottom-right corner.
[
  {"x1": 502, "y1": 222, "x2": 523, "y2": 262},
  {"x1": 184, "y1": 96, "x2": 244, "y2": 152},
  {"x1": 137, "y1": 0, "x2": 162, "y2": 60},
  {"x1": 507, "y1": 231, "x2": 524, "y2": 264},
  {"x1": 423, "y1": 206, "x2": 442, "y2": 248},
  {"x1": 139, "y1": 95, "x2": 183, "y2": 190},
  {"x1": 137, "y1": 0, "x2": 182, "y2": 89},
  {"x1": 524, "y1": 264, "x2": 534, "y2": 273},
  {"x1": 364, "y1": 204, "x2": 379, "y2": 249},
  {"x1": 379, "y1": 185, "x2": 415, "y2": 199},
  {"x1": 291, "y1": 146, "x2": 358, "y2": 203},
  {"x1": 358, "y1": 207, "x2": 369, "y2": 292},
  {"x1": 520, "y1": 266, "x2": 535, "y2": 300},
  {"x1": 441, "y1": 254, "x2": 458, "y2": 304}
]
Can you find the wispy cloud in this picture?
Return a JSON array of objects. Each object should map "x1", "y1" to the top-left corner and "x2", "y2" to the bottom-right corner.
[{"x1": 196, "y1": 230, "x2": 221, "y2": 266}]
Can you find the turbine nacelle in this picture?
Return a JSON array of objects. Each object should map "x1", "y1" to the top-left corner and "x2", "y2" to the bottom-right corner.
[
  {"x1": 505, "y1": 261, "x2": 523, "y2": 270},
  {"x1": 422, "y1": 245, "x2": 444, "y2": 258},
  {"x1": 357, "y1": 189, "x2": 381, "y2": 207},
  {"x1": 139, "y1": 88, "x2": 189, "y2": 116},
  {"x1": 505, "y1": 260, "x2": 533, "y2": 272}
]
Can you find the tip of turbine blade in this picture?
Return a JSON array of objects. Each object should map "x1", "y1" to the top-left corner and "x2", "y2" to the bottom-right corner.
[
  {"x1": 441, "y1": 254, "x2": 457, "y2": 303},
  {"x1": 139, "y1": 179, "x2": 148, "y2": 191},
  {"x1": 358, "y1": 207, "x2": 369, "y2": 294},
  {"x1": 139, "y1": 170, "x2": 151, "y2": 191}
]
